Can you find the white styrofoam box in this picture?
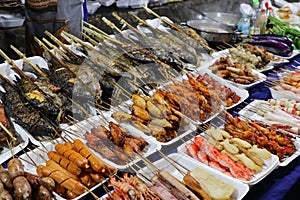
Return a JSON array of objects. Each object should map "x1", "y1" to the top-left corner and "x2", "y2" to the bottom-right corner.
[{"x1": 0, "y1": 14, "x2": 25, "y2": 28}]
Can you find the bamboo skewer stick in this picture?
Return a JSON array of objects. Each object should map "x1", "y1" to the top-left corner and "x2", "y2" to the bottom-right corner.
[
  {"x1": 102, "y1": 17, "x2": 137, "y2": 45},
  {"x1": 80, "y1": 32, "x2": 99, "y2": 47},
  {"x1": 10, "y1": 45, "x2": 50, "y2": 80},
  {"x1": 44, "y1": 30, "x2": 79, "y2": 59},
  {"x1": 156, "y1": 150, "x2": 185, "y2": 176},
  {"x1": 0, "y1": 122, "x2": 16, "y2": 141},
  {"x1": 83, "y1": 21, "x2": 110, "y2": 37},
  {"x1": 82, "y1": 26, "x2": 125, "y2": 46},
  {"x1": 112, "y1": 12, "x2": 147, "y2": 38},
  {"x1": 42, "y1": 37, "x2": 71, "y2": 62}
]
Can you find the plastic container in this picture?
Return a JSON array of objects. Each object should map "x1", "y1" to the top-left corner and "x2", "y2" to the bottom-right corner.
[
  {"x1": 238, "y1": 14, "x2": 251, "y2": 35},
  {"x1": 250, "y1": 0, "x2": 260, "y2": 34}
]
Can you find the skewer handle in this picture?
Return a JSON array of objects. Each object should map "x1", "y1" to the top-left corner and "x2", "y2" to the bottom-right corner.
[
  {"x1": 0, "y1": 122, "x2": 16, "y2": 141},
  {"x1": 10, "y1": 45, "x2": 50, "y2": 80}
]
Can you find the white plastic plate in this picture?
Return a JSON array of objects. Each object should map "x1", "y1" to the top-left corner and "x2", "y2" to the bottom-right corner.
[
  {"x1": 177, "y1": 138, "x2": 279, "y2": 185},
  {"x1": 270, "y1": 87, "x2": 300, "y2": 101},
  {"x1": 139, "y1": 153, "x2": 250, "y2": 200}
]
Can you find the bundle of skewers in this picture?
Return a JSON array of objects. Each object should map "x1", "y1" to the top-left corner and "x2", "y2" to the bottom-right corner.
[
  {"x1": 222, "y1": 111, "x2": 296, "y2": 160},
  {"x1": 84, "y1": 121, "x2": 149, "y2": 165},
  {"x1": 228, "y1": 44, "x2": 274, "y2": 70},
  {"x1": 267, "y1": 70, "x2": 300, "y2": 96},
  {"x1": 153, "y1": 73, "x2": 225, "y2": 122},
  {"x1": 19, "y1": 136, "x2": 116, "y2": 199}
]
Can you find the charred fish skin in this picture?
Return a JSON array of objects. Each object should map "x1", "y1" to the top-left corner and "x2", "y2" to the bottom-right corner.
[
  {"x1": 0, "y1": 82, "x2": 58, "y2": 139},
  {"x1": 14, "y1": 77, "x2": 60, "y2": 121}
]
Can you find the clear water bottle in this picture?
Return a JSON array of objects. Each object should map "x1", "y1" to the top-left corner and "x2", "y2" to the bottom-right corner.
[
  {"x1": 250, "y1": 0, "x2": 260, "y2": 35},
  {"x1": 238, "y1": 14, "x2": 251, "y2": 35}
]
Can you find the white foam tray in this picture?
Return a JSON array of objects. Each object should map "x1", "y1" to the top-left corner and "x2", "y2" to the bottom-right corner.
[
  {"x1": 270, "y1": 87, "x2": 300, "y2": 101},
  {"x1": 139, "y1": 153, "x2": 250, "y2": 200},
  {"x1": 177, "y1": 138, "x2": 279, "y2": 185}
]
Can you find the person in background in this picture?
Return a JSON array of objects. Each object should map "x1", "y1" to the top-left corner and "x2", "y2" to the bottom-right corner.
[{"x1": 24, "y1": 0, "x2": 86, "y2": 56}]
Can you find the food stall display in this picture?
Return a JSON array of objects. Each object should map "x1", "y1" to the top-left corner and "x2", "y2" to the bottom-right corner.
[{"x1": 0, "y1": 4, "x2": 300, "y2": 200}]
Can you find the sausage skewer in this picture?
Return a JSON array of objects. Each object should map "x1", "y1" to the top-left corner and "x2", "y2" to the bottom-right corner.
[{"x1": 55, "y1": 143, "x2": 89, "y2": 169}]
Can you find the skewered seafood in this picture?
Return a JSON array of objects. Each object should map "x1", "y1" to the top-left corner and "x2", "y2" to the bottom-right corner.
[
  {"x1": 185, "y1": 135, "x2": 254, "y2": 181},
  {"x1": 107, "y1": 173, "x2": 161, "y2": 200}
]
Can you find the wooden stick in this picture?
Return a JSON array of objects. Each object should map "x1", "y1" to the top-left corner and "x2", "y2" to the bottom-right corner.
[
  {"x1": 80, "y1": 32, "x2": 99, "y2": 47},
  {"x1": 10, "y1": 45, "x2": 50, "y2": 80},
  {"x1": 102, "y1": 17, "x2": 136, "y2": 45},
  {"x1": 42, "y1": 37, "x2": 71, "y2": 62},
  {"x1": 62, "y1": 31, "x2": 94, "y2": 51},
  {"x1": 157, "y1": 150, "x2": 186, "y2": 176},
  {"x1": 83, "y1": 21, "x2": 110, "y2": 37},
  {"x1": 0, "y1": 122, "x2": 16, "y2": 141},
  {"x1": 82, "y1": 26, "x2": 125, "y2": 46},
  {"x1": 44, "y1": 30, "x2": 79, "y2": 59}
]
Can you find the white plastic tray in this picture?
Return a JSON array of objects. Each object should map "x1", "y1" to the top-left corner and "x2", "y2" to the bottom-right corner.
[
  {"x1": 177, "y1": 138, "x2": 279, "y2": 185},
  {"x1": 19, "y1": 138, "x2": 108, "y2": 200},
  {"x1": 238, "y1": 100, "x2": 300, "y2": 167},
  {"x1": 270, "y1": 87, "x2": 300, "y2": 101},
  {"x1": 64, "y1": 115, "x2": 161, "y2": 169},
  {"x1": 139, "y1": 153, "x2": 250, "y2": 200},
  {"x1": 0, "y1": 123, "x2": 29, "y2": 164}
]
